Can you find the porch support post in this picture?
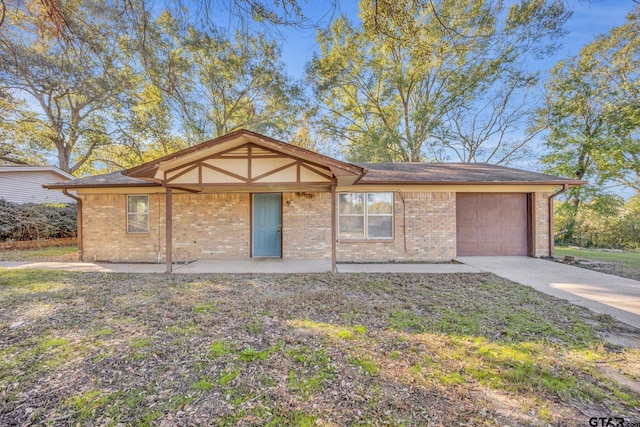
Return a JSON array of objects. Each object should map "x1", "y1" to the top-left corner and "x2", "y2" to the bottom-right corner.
[
  {"x1": 165, "y1": 186, "x2": 173, "y2": 273},
  {"x1": 330, "y1": 181, "x2": 337, "y2": 273}
]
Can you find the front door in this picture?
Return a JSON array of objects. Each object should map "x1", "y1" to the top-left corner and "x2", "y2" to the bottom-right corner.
[{"x1": 253, "y1": 193, "x2": 282, "y2": 257}]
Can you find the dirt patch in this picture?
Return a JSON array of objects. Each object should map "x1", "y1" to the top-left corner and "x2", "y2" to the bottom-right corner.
[
  {"x1": 597, "y1": 365, "x2": 640, "y2": 394},
  {"x1": 550, "y1": 257, "x2": 640, "y2": 281}
]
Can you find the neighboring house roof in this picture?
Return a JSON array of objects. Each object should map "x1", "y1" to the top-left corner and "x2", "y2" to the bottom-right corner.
[
  {"x1": 0, "y1": 165, "x2": 76, "y2": 204},
  {"x1": 0, "y1": 165, "x2": 75, "y2": 179},
  {"x1": 43, "y1": 130, "x2": 584, "y2": 189},
  {"x1": 45, "y1": 170, "x2": 160, "y2": 189},
  {"x1": 355, "y1": 162, "x2": 582, "y2": 185}
]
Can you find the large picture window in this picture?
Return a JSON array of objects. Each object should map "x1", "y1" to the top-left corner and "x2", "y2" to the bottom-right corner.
[
  {"x1": 127, "y1": 195, "x2": 149, "y2": 233},
  {"x1": 338, "y1": 192, "x2": 393, "y2": 239}
]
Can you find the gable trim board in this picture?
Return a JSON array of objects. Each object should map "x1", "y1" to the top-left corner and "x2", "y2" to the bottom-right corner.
[{"x1": 44, "y1": 130, "x2": 584, "y2": 270}]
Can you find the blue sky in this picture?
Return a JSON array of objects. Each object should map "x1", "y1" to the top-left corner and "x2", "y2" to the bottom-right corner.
[
  {"x1": 278, "y1": 0, "x2": 634, "y2": 81},
  {"x1": 272, "y1": 0, "x2": 636, "y2": 196}
]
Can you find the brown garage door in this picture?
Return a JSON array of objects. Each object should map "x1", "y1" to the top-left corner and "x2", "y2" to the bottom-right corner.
[{"x1": 456, "y1": 193, "x2": 528, "y2": 256}]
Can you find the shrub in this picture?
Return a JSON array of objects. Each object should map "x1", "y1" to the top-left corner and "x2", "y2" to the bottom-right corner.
[
  {"x1": 554, "y1": 195, "x2": 640, "y2": 250},
  {"x1": 0, "y1": 199, "x2": 77, "y2": 241}
]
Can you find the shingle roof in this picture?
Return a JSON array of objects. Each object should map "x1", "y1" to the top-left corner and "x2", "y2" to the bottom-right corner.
[
  {"x1": 44, "y1": 171, "x2": 159, "y2": 189},
  {"x1": 355, "y1": 162, "x2": 579, "y2": 185},
  {"x1": 44, "y1": 162, "x2": 580, "y2": 189}
]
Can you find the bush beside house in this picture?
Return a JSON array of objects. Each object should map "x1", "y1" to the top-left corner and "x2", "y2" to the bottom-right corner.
[
  {"x1": 554, "y1": 196, "x2": 640, "y2": 250},
  {"x1": 0, "y1": 199, "x2": 77, "y2": 242}
]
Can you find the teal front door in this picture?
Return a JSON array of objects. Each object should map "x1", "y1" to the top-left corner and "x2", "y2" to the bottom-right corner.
[{"x1": 253, "y1": 193, "x2": 282, "y2": 257}]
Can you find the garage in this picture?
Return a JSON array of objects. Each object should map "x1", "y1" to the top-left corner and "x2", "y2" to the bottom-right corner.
[{"x1": 456, "y1": 193, "x2": 529, "y2": 256}]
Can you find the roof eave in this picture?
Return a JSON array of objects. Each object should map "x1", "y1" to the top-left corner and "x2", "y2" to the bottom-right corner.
[
  {"x1": 44, "y1": 183, "x2": 162, "y2": 190},
  {"x1": 353, "y1": 180, "x2": 587, "y2": 186}
]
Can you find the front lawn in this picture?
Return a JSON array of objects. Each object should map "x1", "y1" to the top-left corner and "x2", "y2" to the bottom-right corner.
[
  {"x1": 1, "y1": 270, "x2": 639, "y2": 425},
  {"x1": 555, "y1": 246, "x2": 640, "y2": 281},
  {"x1": 0, "y1": 245, "x2": 78, "y2": 262}
]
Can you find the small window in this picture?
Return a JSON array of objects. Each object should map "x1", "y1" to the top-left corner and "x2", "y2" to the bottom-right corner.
[
  {"x1": 127, "y1": 195, "x2": 149, "y2": 233},
  {"x1": 339, "y1": 192, "x2": 393, "y2": 239}
]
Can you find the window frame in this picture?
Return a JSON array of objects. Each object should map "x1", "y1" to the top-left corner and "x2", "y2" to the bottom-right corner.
[
  {"x1": 126, "y1": 194, "x2": 150, "y2": 234},
  {"x1": 338, "y1": 192, "x2": 394, "y2": 240}
]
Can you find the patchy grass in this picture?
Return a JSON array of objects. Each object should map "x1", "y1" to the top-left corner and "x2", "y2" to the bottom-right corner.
[
  {"x1": 0, "y1": 245, "x2": 77, "y2": 262},
  {"x1": 555, "y1": 246, "x2": 640, "y2": 280},
  {"x1": 0, "y1": 270, "x2": 639, "y2": 425}
]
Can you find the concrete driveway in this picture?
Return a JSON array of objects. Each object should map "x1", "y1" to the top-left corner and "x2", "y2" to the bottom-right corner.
[{"x1": 457, "y1": 256, "x2": 640, "y2": 330}]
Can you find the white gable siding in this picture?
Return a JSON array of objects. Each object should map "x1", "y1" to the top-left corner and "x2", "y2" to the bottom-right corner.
[{"x1": 0, "y1": 171, "x2": 75, "y2": 204}]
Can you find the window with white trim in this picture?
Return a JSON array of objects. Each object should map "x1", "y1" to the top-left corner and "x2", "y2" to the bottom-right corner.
[
  {"x1": 127, "y1": 195, "x2": 149, "y2": 233},
  {"x1": 338, "y1": 192, "x2": 393, "y2": 239}
]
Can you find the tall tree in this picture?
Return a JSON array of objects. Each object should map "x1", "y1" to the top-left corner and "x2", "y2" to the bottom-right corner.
[
  {"x1": 0, "y1": 0, "x2": 138, "y2": 174},
  {"x1": 579, "y1": 5, "x2": 640, "y2": 192},
  {"x1": 538, "y1": 5, "x2": 640, "y2": 240},
  {"x1": 139, "y1": 9, "x2": 307, "y2": 143},
  {"x1": 539, "y1": 5, "x2": 640, "y2": 196},
  {"x1": 308, "y1": 0, "x2": 570, "y2": 163},
  {"x1": 0, "y1": 0, "x2": 311, "y2": 42}
]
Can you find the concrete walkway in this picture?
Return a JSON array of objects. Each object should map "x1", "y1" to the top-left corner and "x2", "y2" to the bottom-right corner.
[
  {"x1": 0, "y1": 260, "x2": 482, "y2": 274},
  {"x1": 457, "y1": 256, "x2": 640, "y2": 330}
]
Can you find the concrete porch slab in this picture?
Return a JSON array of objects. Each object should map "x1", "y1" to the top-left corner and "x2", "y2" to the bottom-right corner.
[
  {"x1": 172, "y1": 259, "x2": 332, "y2": 274},
  {"x1": 336, "y1": 263, "x2": 482, "y2": 273},
  {"x1": 0, "y1": 261, "x2": 166, "y2": 273},
  {"x1": 1, "y1": 260, "x2": 482, "y2": 274}
]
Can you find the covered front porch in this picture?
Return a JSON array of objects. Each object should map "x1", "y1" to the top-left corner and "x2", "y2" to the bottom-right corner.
[{"x1": 121, "y1": 130, "x2": 365, "y2": 272}]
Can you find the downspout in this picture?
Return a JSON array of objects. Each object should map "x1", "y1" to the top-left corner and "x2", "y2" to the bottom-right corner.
[
  {"x1": 62, "y1": 189, "x2": 83, "y2": 261},
  {"x1": 548, "y1": 184, "x2": 569, "y2": 257},
  {"x1": 397, "y1": 192, "x2": 407, "y2": 253}
]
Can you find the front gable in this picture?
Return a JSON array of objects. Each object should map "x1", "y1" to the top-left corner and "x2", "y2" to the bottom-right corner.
[
  {"x1": 163, "y1": 143, "x2": 334, "y2": 186},
  {"x1": 124, "y1": 130, "x2": 363, "y2": 192}
]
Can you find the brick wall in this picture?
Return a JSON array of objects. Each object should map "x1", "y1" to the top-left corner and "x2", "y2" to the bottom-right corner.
[
  {"x1": 172, "y1": 193, "x2": 250, "y2": 260},
  {"x1": 282, "y1": 192, "x2": 331, "y2": 259},
  {"x1": 81, "y1": 190, "x2": 551, "y2": 263},
  {"x1": 337, "y1": 192, "x2": 457, "y2": 262},
  {"x1": 82, "y1": 193, "x2": 166, "y2": 262},
  {"x1": 81, "y1": 192, "x2": 329, "y2": 262}
]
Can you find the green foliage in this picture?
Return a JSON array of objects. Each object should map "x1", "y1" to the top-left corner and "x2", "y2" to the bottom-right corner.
[
  {"x1": 141, "y1": 10, "x2": 306, "y2": 144},
  {"x1": 238, "y1": 346, "x2": 270, "y2": 362},
  {"x1": 0, "y1": 0, "x2": 139, "y2": 174},
  {"x1": 554, "y1": 196, "x2": 640, "y2": 249},
  {"x1": 308, "y1": 0, "x2": 569, "y2": 162},
  {"x1": 208, "y1": 340, "x2": 235, "y2": 358},
  {"x1": 539, "y1": 4, "x2": 640, "y2": 215},
  {"x1": 193, "y1": 303, "x2": 217, "y2": 313},
  {"x1": 0, "y1": 199, "x2": 76, "y2": 241},
  {"x1": 350, "y1": 356, "x2": 379, "y2": 376},
  {"x1": 286, "y1": 346, "x2": 334, "y2": 399},
  {"x1": 218, "y1": 368, "x2": 240, "y2": 386},
  {"x1": 190, "y1": 379, "x2": 214, "y2": 391}
]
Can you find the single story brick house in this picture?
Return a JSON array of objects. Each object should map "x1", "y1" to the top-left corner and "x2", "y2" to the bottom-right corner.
[{"x1": 45, "y1": 129, "x2": 584, "y2": 272}]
